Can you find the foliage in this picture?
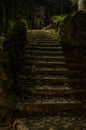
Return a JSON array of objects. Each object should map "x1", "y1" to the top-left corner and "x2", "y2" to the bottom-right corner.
[
  {"x1": 8, "y1": 20, "x2": 15, "y2": 32},
  {"x1": 2, "y1": 21, "x2": 27, "y2": 95},
  {"x1": 0, "y1": 0, "x2": 35, "y2": 34},
  {"x1": 52, "y1": 15, "x2": 67, "y2": 23},
  {"x1": 3, "y1": 21, "x2": 27, "y2": 57},
  {"x1": 0, "y1": 36, "x2": 5, "y2": 47},
  {"x1": 0, "y1": 0, "x2": 73, "y2": 33}
]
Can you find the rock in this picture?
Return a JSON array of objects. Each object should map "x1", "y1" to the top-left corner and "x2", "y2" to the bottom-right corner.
[
  {"x1": 74, "y1": 127, "x2": 82, "y2": 130},
  {"x1": 59, "y1": 11, "x2": 86, "y2": 47},
  {"x1": 12, "y1": 119, "x2": 29, "y2": 130},
  {"x1": 0, "y1": 127, "x2": 9, "y2": 130},
  {"x1": 49, "y1": 128, "x2": 54, "y2": 130},
  {"x1": 0, "y1": 50, "x2": 15, "y2": 122}
]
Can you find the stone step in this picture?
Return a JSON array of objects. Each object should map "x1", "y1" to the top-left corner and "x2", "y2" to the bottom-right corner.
[
  {"x1": 31, "y1": 70, "x2": 86, "y2": 79},
  {"x1": 25, "y1": 46, "x2": 62, "y2": 51},
  {"x1": 34, "y1": 41, "x2": 57, "y2": 44},
  {"x1": 29, "y1": 78, "x2": 86, "y2": 86},
  {"x1": 35, "y1": 37, "x2": 56, "y2": 40},
  {"x1": 20, "y1": 66, "x2": 84, "y2": 73},
  {"x1": 28, "y1": 43, "x2": 61, "y2": 47},
  {"x1": 33, "y1": 76, "x2": 86, "y2": 81},
  {"x1": 32, "y1": 39, "x2": 57, "y2": 43},
  {"x1": 19, "y1": 62, "x2": 86, "y2": 74},
  {"x1": 35, "y1": 85, "x2": 71, "y2": 90},
  {"x1": 22, "y1": 85, "x2": 86, "y2": 96},
  {"x1": 35, "y1": 34, "x2": 56, "y2": 37},
  {"x1": 17, "y1": 78, "x2": 68, "y2": 86},
  {"x1": 17, "y1": 100, "x2": 86, "y2": 115},
  {"x1": 12, "y1": 116, "x2": 86, "y2": 130},
  {"x1": 34, "y1": 34, "x2": 56, "y2": 38},
  {"x1": 35, "y1": 87, "x2": 85, "y2": 94},
  {"x1": 35, "y1": 39, "x2": 56, "y2": 42},
  {"x1": 21, "y1": 97, "x2": 81, "y2": 103},
  {"x1": 17, "y1": 80, "x2": 34, "y2": 86},
  {"x1": 17, "y1": 84, "x2": 86, "y2": 99},
  {"x1": 25, "y1": 50, "x2": 63, "y2": 56},
  {"x1": 19, "y1": 68, "x2": 86, "y2": 79},
  {"x1": 32, "y1": 68, "x2": 68, "y2": 75},
  {"x1": 21, "y1": 54, "x2": 86, "y2": 66},
  {"x1": 17, "y1": 81, "x2": 86, "y2": 96},
  {"x1": 32, "y1": 61, "x2": 66, "y2": 68},
  {"x1": 31, "y1": 65, "x2": 85, "y2": 71},
  {"x1": 33, "y1": 34, "x2": 55, "y2": 37},
  {"x1": 31, "y1": 76, "x2": 69, "y2": 86},
  {"x1": 18, "y1": 75, "x2": 68, "y2": 80},
  {"x1": 34, "y1": 88, "x2": 86, "y2": 98},
  {"x1": 22, "y1": 55, "x2": 65, "y2": 62},
  {"x1": 33, "y1": 36, "x2": 56, "y2": 40},
  {"x1": 20, "y1": 85, "x2": 71, "y2": 92}
]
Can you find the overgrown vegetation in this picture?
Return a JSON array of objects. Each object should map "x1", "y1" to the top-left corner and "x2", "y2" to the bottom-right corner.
[
  {"x1": 0, "y1": 0, "x2": 73, "y2": 36},
  {"x1": 0, "y1": 22, "x2": 27, "y2": 125},
  {"x1": 0, "y1": 21, "x2": 26, "y2": 98},
  {"x1": 0, "y1": 0, "x2": 35, "y2": 35},
  {"x1": 3, "y1": 21, "x2": 27, "y2": 92},
  {"x1": 52, "y1": 15, "x2": 67, "y2": 23}
]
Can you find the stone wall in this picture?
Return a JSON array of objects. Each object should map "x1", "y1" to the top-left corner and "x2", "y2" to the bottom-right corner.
[{"x1": 59, "y1": 11, "x2": 86, "y2": 48}]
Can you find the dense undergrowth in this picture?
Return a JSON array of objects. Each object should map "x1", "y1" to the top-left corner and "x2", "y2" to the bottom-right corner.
[
  {"x1": 2, "y1": 21, "x2": 27, "y2": 95},
  {"x1": 0, "y1": 21, "x2": 27, "y2": 125}
]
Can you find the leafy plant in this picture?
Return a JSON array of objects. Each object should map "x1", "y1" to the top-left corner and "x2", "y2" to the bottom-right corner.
[{"x1": 52, "y1": 15, "x2": 67, "y2": 23}]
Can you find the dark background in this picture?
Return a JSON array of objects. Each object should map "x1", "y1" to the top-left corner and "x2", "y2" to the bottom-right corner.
[{"x1": 0, "y1": 0, "x2": 77, "y2": 33}]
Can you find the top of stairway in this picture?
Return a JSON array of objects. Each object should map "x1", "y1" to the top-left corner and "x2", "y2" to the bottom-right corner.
[{"x1": 27, "y1": 30, "x2": 59, "y2": 42}]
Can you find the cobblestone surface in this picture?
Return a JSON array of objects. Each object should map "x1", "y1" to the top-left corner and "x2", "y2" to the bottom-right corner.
[{"x1": 5, "y1": 116, "x2": 85, "y2": 130}]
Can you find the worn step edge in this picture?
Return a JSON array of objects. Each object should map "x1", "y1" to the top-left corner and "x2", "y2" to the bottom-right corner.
[
  {"x1": 28, "y1": 43, "x2": 61, "y2": 47},
  {"x1": 16, "y1": 103, "x2": 86, "y2": 113}
]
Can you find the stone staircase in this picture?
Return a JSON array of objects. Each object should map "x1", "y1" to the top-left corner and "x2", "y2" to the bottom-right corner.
[{"x1": 17, "y1": 30, "x2": 86, "y2": 115}]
